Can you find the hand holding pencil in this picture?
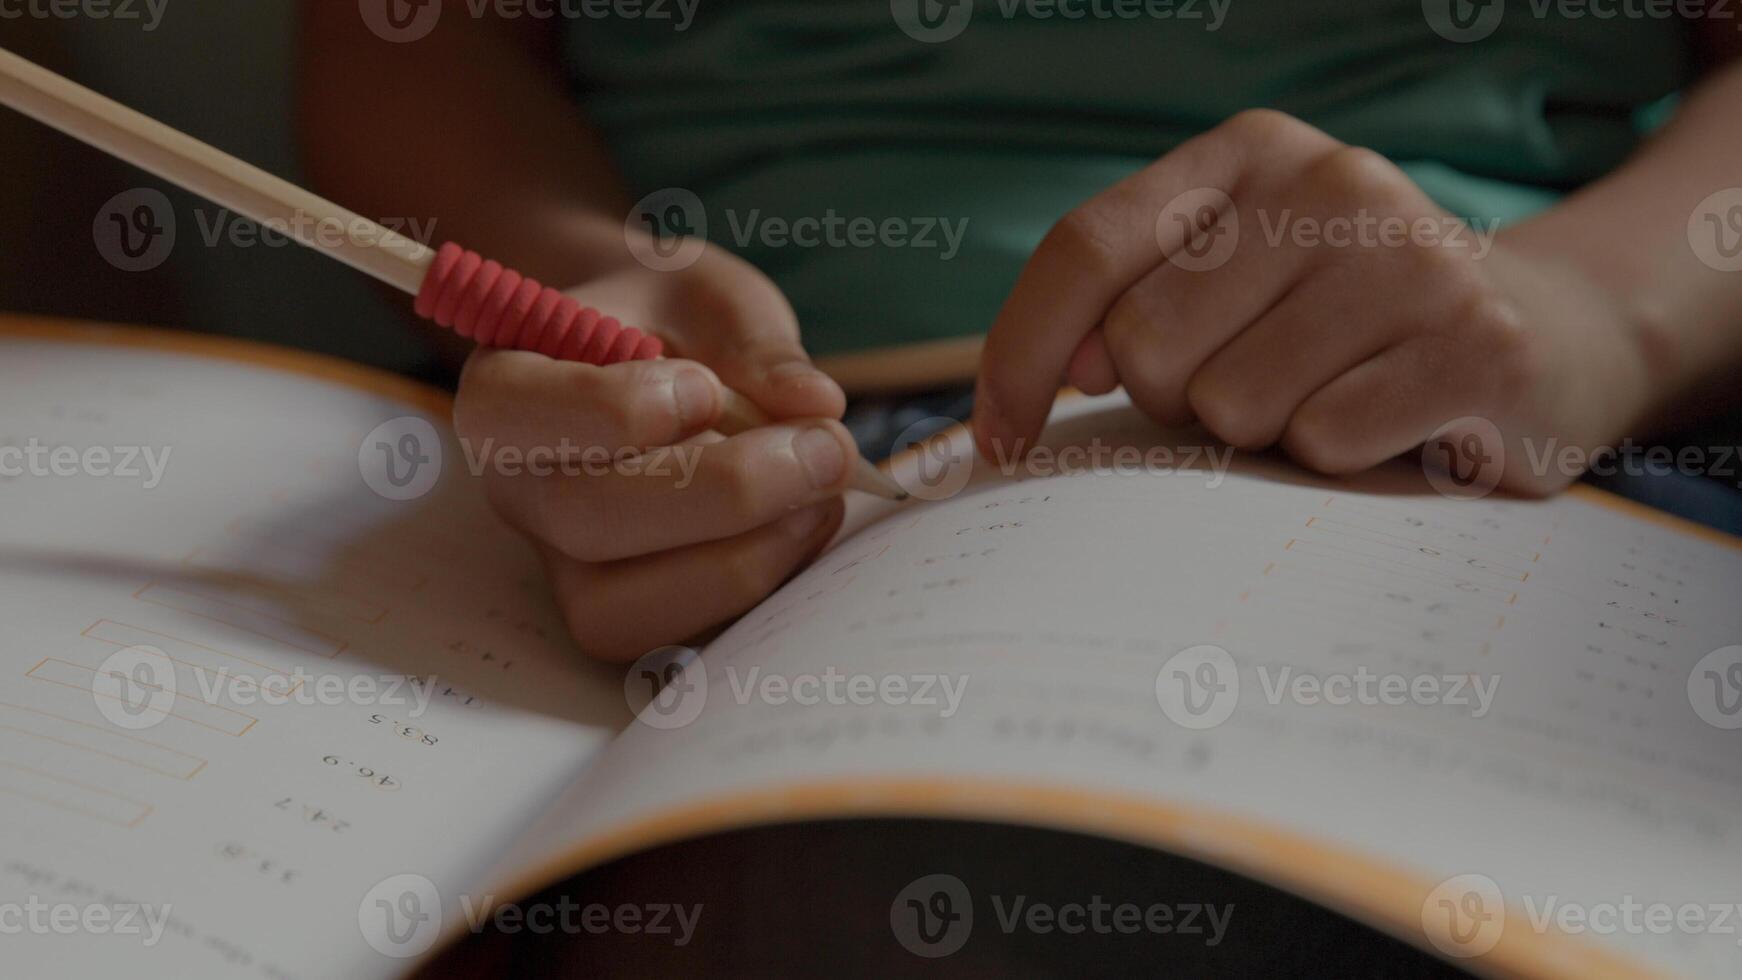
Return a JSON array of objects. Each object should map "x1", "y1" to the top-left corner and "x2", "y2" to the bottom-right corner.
[{"x1": 0, "y1": 45, "x2": 904, "y2": 659}]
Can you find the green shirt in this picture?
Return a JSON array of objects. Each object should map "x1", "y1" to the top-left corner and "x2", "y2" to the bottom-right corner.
[{"x1": 564, "y1": 4, "x2": 1689, "y2": 354}]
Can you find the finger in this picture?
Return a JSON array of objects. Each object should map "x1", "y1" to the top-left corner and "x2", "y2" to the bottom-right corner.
[
  {"x1": 1281, "y1": 336, "x2": 1486, "y2": 475},
  {"x1": 490, "y1": 420, "x2": 857, "y2": 563},
  {"x1": 541, "y1": 499, "x2": 846, "y2": 662},
  {"x1": 1065, "y1": 329, "x2": 1120, "y2": 395},
  {"x1": 456, "y1": 347, "x2": 722, "y2": 453},
  {"x1": 973, "y1": 110, "x2": 1340, "y2": 457},
  {"x1": 1183, "y1": 266, "x2": 1408, "y2": 448},
  {"x1": 1106, "y1": 143, "x2": 1420, "y2": 427},
  {"x1": 654, "y1": 263, "x2": 846, "y2": 422},
  {"x1": 1101, "y1": 214, "x2": 1313, "y2": 426}
]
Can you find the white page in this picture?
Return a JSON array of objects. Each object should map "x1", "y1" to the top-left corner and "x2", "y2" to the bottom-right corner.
[
  {"x1": 0, "y1": 334, "x2": 629, "y2": 980},
  {"x1": 515, "y1": 393, "x2": 1742, "y2": 978}
]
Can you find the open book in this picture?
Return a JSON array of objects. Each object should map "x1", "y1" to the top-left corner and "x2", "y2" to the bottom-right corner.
[{"x1": 3, "y1": 319, "x2": 1738, "y2": 979}]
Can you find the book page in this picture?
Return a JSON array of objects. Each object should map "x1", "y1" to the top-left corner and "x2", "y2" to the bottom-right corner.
[
  {"x1": 0, "y1": 327, "x2": 628, "y2": 980},
  {"x1": 509, "y1": 392, "x2": 1742, "y2": 979}
]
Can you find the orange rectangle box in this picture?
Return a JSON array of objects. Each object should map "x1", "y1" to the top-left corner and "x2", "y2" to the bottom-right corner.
[
  {"x1": 134, "y1": 583, "x2": 347, "y2": 658},
  {"x1": 82, "y1": 620, "x2": 300, "y2": 695},
  {"x1": 181, "y1": 546, "x2": 390, "y2": 623},
  {"x1": 28, "y1": 659, "x2": 257, "y2": 737},
  {"x1": 0, "y1": 702, "x2": 206, "y2": 780},
  {"x1": 0, "y1": 762, "x2": 152, "y2": 828},
  {"x1": 225, "y1": 517, "x2": 427, "y2": 591}
]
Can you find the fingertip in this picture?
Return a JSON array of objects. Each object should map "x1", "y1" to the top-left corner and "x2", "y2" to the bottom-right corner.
[
  {"x1": 672, "y1": 362, "x2": 723, "y2": 434},
  {"x1": 970, "y1": 382, "x2": 1031, "y2": 464},
  {"x1": 1066, "y1": 329, "x2": 1121, "y2": 395},
  {"x1": 760, "y1": 360, "x2": 847, "y2": 420}
]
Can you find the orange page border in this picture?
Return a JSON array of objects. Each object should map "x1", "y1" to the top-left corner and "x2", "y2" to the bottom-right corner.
[
  {"x1": 5, "y1": 317, "x2": 1718, "y2": 975},
  {"x1": 495, "y1": 777, "x2": 1658, "y2": 980},
  {"x1": 0, "y1": 315, "x2": 452, "y2": 416}
]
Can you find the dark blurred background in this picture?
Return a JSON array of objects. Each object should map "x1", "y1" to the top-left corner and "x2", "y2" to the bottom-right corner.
[{"x1": 0, "y1": 4, "x2": 436, "y2": 377}]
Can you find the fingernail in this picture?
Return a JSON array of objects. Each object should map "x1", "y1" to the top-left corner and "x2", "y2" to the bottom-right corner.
[
  {"x1": 779, "y1": 504, "x2": 828, "y2": 540},
  {"x1": 769, "y1": 361, "x2": 826, "y2": 391},
  {"x1": 673, "y1": 368, "x2": 718, "y2": 429},
  {"x1": 792, "y1": 425, "x2": 846, "y2": 489}
]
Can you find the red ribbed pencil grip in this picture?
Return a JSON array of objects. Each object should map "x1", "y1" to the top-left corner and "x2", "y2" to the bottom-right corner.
[{"x1": 413, "y1": 242, "x2": 663, "y2": 365}]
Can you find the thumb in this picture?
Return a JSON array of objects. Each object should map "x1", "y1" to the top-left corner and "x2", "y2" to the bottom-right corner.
[{"x1": 659, "y1": 263, "x2": 845, "y2": 422}]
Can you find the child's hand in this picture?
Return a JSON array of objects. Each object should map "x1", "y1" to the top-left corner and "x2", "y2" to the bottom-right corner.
[
  {"x1": 974, "y1": 110, "x2": 1656, "y2": 495},
  {"x1": 454, "y1": 248, "x2": 856, "y2": 661}
]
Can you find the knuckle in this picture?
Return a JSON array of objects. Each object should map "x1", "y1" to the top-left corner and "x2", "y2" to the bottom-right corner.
[
  {"x1": 530, "y1": 478, "x2": 612, "y2": 562},
  {"x1": 1186, "y1": 371, "x2": 1273, "y2": 449},
  {"x1": 1283, "y1": 407, "x2": 1358, "y2": 475},
  {"x1": 1038, "y1": 209, "x2": 1124, "y2": 281},
  {"x1": 616, "y1": 363, "x2": 684, "y2": 445},
  {"x1": 1307, "y1": 145, "x2": 1407, "y2": 202},
  {"x1": 1102, "y1": 292, "x2": 1191, "y2": 422},
  {"x1": 718, "y1": 544, "x2": 789, "y2": 609},
  {"x1": 715, "y1": 448, "x2": 771, "y2": 527},
  {"x1": 1222, "y1": 108, "x2": 1304, "y2": 145}
]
